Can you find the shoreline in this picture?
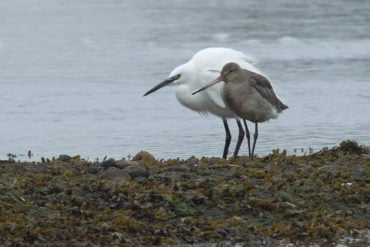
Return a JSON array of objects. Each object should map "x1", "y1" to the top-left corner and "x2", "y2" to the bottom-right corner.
[
  {"x1": 2, "y1": 142, "x2": 358, "y2": 164},
  {"x1": 0, "y1": 140, "x2": 369, "y2": 246}
]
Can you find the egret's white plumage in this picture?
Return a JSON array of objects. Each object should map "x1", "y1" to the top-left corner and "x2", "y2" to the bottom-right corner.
[
  {"x1": 143, "y1": 47, "x2": 264, "y2": 158},
  {"x1": 169, "y1": 47, "x2": 262, "y2": 118}
]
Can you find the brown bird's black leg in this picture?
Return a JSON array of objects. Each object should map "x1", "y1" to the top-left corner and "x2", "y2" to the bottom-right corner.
[
  {"x1": 243, "y1": 119, "x2": 251, "y2": 159},
  {"x1": 233, "y1": 119, "x2": 244, "y2": 158},
  {"x1": 222, "y1": 119, "x2": 231, "y2": 159},
  {"x1": 251, "y1": 122, "x2": 258, "y2": 160}
]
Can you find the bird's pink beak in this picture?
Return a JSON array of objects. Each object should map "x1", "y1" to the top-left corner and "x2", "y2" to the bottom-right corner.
[{"x1": 192, "y1": 76, "x2": 224, "y2": 95}]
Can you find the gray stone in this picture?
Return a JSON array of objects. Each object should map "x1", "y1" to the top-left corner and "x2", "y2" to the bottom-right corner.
[{"x1": 99, "y1": 167, "x2": 129, "y2": 181}]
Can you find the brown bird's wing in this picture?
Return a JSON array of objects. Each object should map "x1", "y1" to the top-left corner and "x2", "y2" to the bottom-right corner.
[{"x1": 247, "y1": 71, "x2": 288, "y2": 111}]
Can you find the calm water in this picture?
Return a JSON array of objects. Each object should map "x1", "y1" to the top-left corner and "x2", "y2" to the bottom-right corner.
[{"x1": 1, "y1": 0, "x2": 369, "y2": 160}]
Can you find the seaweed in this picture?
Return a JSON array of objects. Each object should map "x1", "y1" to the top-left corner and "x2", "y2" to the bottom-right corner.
[{"x1": 0, "y1": 140, "x2": 369, "y2": 246}]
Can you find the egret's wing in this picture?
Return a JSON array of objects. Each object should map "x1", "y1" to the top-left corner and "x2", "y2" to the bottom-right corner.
[
  {"x1": 236, "y1": 56, "x2": 263, "y2": 75},
  {"x1": 191, "y1": 47, "x2": 266, "y2": 110},
  {"x1": 206, "y1": 83, "x2": 226, "y2": 109},
  {"x1": 201, "y1": 69, "x2": 227, "y2": 109}
]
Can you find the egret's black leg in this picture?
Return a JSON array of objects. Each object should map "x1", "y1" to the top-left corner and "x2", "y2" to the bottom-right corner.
[
  {"x1": 233, "y1": 119, "x2": 244, "y2": 158},
  {"x1": 222, "y1": 119, "x2": 231, "y2": 159},
  {"x1": 243, "y1": 119, "x2": 251, "y2": 159},
  {"x1": 251, "y1": 122, "x2": 258, "y2": 160}
]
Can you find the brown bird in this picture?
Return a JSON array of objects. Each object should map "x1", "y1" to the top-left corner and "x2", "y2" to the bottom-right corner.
[{"x1": 193, "y1": 62, "x2": 288, "y2": 160}]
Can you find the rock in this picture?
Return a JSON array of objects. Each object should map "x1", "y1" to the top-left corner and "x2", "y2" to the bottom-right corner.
[
  {"x1": 164, "y1": 164, "x2": 189, "y2": 173},
  {"x1": 125, "y1": 165, "x2": 150, "y2": 179},
  {"x1": 0, "y1": 159, "x2": 15, "y2": 164},
  {"x1": 276, "y1": 191, "x2": 294, "y2": 203},
  {"x1": 87, "y1": 167, "x2": 99, "y2": 174},
  {"x1": 361, "y1": 154, "x2": 370, "y2": 160},
  {"x1": 132, "y1": 151, "x2": 157, "y2": 166},
  {"x1": 164, "y1": 163, "x2": 198, "y2": 172},
  {"x1": 145, "y1": 165, "x2": 161, "y2": 176},
  {"x1": 14, "y1": 164, "x2": 30, "y2": 173},
  {"x1": 116, "y1": 201, "x2": 133, "y2": 210},
  {"x1": 32, "y1": 164, "x2": 50, "y2": 173},
  {"x1": 99, "y1": 167, "x2": 130, "y2": 181},
  {"x1": 115, "y1": 159, "x2": 140, "y2": 169},
  {"x1": 338, "y1": 140, "x2": 363, "y2": 155},
  {"x1": 112, "y1": 232, "x2": 132, "y2": 243},
  {"x1": 100, "y1": 158, "x2": 117, "y2": 168},
  {"x1": 133, "y1": 176, "x2": 147, "y2": 183},
  {"x1": 100, "y1": 158, "x2": 142, "y2": 169},
  {"x1": 58, "y1": 154, "x2": 72, "y2": 162}
]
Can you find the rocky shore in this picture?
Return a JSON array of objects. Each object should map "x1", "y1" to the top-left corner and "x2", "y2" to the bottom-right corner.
[{"x1": 0, "y1": 140, "x2": 369, "y2": 246}]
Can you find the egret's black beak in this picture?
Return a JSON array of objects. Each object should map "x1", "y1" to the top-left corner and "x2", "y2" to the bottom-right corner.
[{"x1": 143, "y1": 75, "x2": 180, "y2": 96}]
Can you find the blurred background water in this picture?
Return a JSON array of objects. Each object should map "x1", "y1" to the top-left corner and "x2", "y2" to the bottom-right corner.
[{"x1": 0, "y1": 0, "x2": 369, "y2": 160}]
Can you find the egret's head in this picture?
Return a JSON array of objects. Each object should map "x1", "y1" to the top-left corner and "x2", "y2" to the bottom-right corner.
[
  {"x1": 168, "y1": 64, "x2": 188, "y2": 85},
  {"x1": 143, "y1": 64, "x2": 188, "y2": 96}
]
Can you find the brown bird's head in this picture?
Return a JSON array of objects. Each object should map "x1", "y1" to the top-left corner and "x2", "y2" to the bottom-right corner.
[
  {"x1": 192, "y1": 62, "x2": 242, "y2": 95},
  {"x1": 220, "y1": 62, "x2": 242, "y2": 83}
]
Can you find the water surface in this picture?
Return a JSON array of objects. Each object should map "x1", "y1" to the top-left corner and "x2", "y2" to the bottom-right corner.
[{"x1": 1, "y1": 0, "x2": 369, "y2": 160}]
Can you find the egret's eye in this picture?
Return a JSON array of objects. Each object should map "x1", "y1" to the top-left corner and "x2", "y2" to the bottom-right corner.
[{"x1": 176, "y1": 74, "x2": 181, "y2": 79}]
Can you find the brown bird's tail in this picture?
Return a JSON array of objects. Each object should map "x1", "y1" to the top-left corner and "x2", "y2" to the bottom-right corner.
[{"x1": 277, "y1": 99, "x2": 288, "y2": 112}]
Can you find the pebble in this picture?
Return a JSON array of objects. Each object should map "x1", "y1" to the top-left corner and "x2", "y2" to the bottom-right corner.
[{"x1": 99, "y1": 167, "x2": 130, "y2": 181}]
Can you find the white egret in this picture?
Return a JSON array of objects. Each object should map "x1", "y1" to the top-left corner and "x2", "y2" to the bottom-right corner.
[
  {"x1": 143, "y1": 47, "x2": 263, "y2": 159},
  {"x1": 193, "y1": 62, "x2": 288, "y2": 160}
]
